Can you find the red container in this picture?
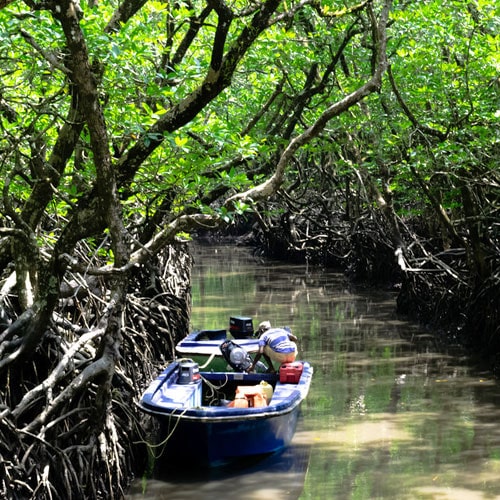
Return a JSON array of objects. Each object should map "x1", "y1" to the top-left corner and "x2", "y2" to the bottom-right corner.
[{"x1": 279, "y1": 362, "x2": 304, "y2": 384}]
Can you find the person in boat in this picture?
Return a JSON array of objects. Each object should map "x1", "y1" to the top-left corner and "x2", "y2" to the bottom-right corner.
[{"x1": 248, "y1": 321, "x2": 297, "y2": 373}]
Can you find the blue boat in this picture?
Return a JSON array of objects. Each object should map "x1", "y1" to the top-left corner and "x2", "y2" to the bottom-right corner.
[
  {"x1": 175, "y1": 328, "x2": 259, "y2": 371},
  {"x1": 138, "y1": 358, "x2": 313, "y2": 466}
]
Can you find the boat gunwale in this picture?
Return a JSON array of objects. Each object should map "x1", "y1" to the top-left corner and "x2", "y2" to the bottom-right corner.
[
  {"x1": 175, "y1": 343, "x2": 259, "y2": 355},
  {"x1": 176, "y1": 335, "x2": 259, "y2": 352},
  {"x1": 136, "y1": 395, "x2": 304, "y2": 422}
]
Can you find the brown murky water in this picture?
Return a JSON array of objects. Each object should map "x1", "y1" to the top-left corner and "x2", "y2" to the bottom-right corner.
[{"x1": 127, "y1": 244, "x2": 500, "y2": 499}]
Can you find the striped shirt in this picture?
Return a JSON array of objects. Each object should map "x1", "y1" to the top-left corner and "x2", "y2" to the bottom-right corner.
[{"x1": 259, "y1": 328, "x2": 296, "y2": 354}]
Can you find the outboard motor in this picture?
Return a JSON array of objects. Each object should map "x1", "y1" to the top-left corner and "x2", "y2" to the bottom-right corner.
[
  {"x1": 219, "y1": 340, "x2": 267, "y2": 372},
  {"x1": 229, "y1": 316, "x2": 254, "y2": 339},
  {"x1": 219, "y1": 340, "x2": 253, "y2": 372}
]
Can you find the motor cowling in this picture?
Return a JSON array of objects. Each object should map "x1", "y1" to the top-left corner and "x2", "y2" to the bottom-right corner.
[{"x1": 219, "y1": 340, "x2": 253, "y2": 372}]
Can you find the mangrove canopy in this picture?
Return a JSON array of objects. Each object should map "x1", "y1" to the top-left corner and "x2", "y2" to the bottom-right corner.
[{"x1": 0, "y1": 0, "x2": 498, "y2": 497}]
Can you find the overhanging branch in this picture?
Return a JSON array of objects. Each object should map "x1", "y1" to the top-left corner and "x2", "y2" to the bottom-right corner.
[{"x1": 226, "y1": 0, "x2": 392, "y2": 207}]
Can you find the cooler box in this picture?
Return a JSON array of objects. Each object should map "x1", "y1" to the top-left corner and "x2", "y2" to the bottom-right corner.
[
  {"x1": 232, "y1": 385, "x2": 267, "y2": 407},
  {"x1": 229, "y1": 316, "x2": 254, "y2": 339},
  {"x1": 279, "y1": 362, "x2": 304, "y2": 384}
]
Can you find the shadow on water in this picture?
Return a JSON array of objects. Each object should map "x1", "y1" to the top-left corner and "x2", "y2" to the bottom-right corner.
[{"x1": 127, "y1": 433, "x2": 312, "y2": 499}]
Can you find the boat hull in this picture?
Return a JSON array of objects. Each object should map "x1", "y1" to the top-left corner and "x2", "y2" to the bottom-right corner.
[{"x1": 157, "y1": 407, "x2": 300, "y2": 466}]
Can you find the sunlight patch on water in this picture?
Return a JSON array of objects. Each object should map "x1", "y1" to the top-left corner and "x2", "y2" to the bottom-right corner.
[
  {"x1": 413, "y1": 486, "x2": 500, "y2": 499},
  {"x1": 299, "y1": 412, "x2": 423, "y2": 451}
]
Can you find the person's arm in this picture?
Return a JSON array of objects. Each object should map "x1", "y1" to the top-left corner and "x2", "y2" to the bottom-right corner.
[
  {"x1": 248, "y1": 349, "x2": 263, "y2": 372},
  {"x1": 248, "y1": 346, "x2": 275, "y2": 373},
  {"x1": 261, "y1": 353, "x2": 275, "y2": 373}
]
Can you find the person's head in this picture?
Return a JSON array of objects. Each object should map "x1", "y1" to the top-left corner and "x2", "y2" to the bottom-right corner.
[{"x1": 258, "y1": 321, "x2": 271, "y2": 335}]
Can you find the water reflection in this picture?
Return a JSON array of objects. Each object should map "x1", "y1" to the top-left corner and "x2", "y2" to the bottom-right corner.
[
  {"x1": 128, "y1": 443, "x2": 311, "y2": 500},
  {"x1": 128, "y1": 244, "x2": 500, "y2": 499}
]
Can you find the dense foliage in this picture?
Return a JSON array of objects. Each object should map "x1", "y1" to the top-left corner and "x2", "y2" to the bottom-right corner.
[
  {"x1": 246, "y1": 0, "x2": 499, "y2": 356},
  {"x1": 0, "y1": 0, "x2": 497, "y2": 497}
]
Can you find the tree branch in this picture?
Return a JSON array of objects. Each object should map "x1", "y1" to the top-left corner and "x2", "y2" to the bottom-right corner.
[
  {"x1": 208, "y1": 0, "x2": 234, "y2": 73},
  {"x1": 19, "y1": 29, "x2": 70, "y2": 75},
  {"x1": 115, "y1": 0, "x2": 282, "y2": 186},
  {"x1": 226, "y1": 0, "x2": 392, "y2": 207},
  {"x1": 387, "y1": 65, "x2": 448, "y2": 140},
  {"x1": 105, "y1": 0, "x2": 148, "y2": 33},
  {"x1": 11, "y1": 329, "x2": 104, "y2": 420}
]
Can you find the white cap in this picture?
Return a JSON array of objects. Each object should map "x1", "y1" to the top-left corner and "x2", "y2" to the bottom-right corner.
[{"x1": 258, "y1": 321, "x2": 271, "y2": 331}]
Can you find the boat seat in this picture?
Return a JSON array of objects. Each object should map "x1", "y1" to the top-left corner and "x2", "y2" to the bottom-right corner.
[{"x1": 156, "y1": 380, "x2": 202, "y2": 408}]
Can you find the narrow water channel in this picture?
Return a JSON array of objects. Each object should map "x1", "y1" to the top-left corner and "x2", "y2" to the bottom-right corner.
[{"x1": 128, "y1": 243, "x2": 500, "y2": 499}]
